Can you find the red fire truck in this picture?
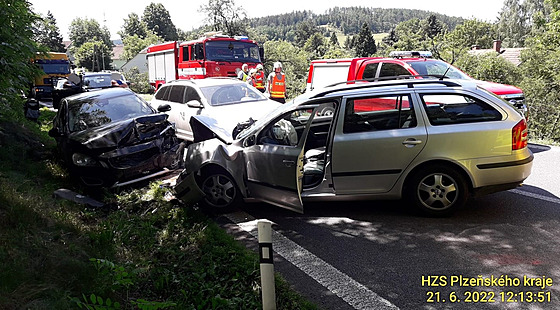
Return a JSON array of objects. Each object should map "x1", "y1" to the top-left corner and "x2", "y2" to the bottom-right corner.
[{"x1": 146, "y1": 33, "x2": 264, "y2": 89}]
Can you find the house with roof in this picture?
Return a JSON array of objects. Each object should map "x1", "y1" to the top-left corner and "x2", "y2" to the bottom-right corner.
[{"x1": 469, "y1": 40, "x2": 525, "y2": 66}]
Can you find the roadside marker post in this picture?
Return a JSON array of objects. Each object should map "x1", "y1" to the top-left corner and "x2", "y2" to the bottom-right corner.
[{"x1": 258, "y1": 220, "x2": 276, "y2": 310}]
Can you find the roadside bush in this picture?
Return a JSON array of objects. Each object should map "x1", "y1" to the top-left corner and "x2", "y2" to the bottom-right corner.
[
  {"x1": 454, "y1": 52, "x2": 522, "y2": 86},
  {"x1": 124, "y1": 67, "x2": 153, "y2": 94}
]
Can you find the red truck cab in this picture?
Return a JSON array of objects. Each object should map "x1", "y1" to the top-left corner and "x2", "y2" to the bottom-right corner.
[
  {"x1": 147, "y1": 33, "x2": 263, "y2": 90},
  {"x1": 306, "y1": 51, "x2": 526, "y2": 116}
]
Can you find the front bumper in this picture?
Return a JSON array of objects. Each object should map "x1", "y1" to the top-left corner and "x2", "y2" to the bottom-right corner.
[{"x1": 174, "y1": 171, "x2": 205, "y2": 205}]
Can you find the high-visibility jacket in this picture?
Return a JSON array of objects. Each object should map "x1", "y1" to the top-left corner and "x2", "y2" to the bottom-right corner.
[
  {"x1": 269, "y1": 73, "x2": 286, "y2": 99},
  {"x1": 254, "y1": 71, "x2": 265, "y2": 90}
]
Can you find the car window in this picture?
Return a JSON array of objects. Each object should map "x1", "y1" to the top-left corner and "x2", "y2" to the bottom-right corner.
[
  {"x1": 362, "y1": 63, "x2": 379, "y2": 80},
  {"x1": 379, "y1": 63, "x2": 412, "y2": 78},
  {"x1": 83, "y1": 75, "x2": 112, "y2": 88},
  {"x1": 67, "y1": 93, "x2": 153, "y2": 132},
  {"x1": 258, "y1": 109, "x2": 314, "y2": 146},
  {"x1": 421, "y1": 93, "x2": 502, "y2": 125},
  {"x1": 200, "y1": 83, "x2": 266, "y2": 106},
  {"x1": 184, "y1": 86, "x2": 201, "y2": 103},
  {"x1": 409, "y1": 60, "x2": 470, "y2": 79},
  {"x1": 154, "y1": 85, "x2": 171, "y2": 101},
  {"x1": 168, "y1": 85, "x2": 186, "y2": 103},
  {"x1": 343, "y1": 94, "x2": 416, "y2": 133}
]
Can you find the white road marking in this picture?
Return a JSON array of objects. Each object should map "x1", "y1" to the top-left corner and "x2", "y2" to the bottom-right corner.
[
  {"x1": 510, "y1": 188, "x2": 560, "y2": 204},
  {"x1": 225, "y1": 211, "x2": 399, "y2": 310}
]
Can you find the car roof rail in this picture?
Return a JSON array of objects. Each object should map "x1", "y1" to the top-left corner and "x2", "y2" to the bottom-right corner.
[{"x1": 311, "y1": 76, "x2": 462, "y2": 99}]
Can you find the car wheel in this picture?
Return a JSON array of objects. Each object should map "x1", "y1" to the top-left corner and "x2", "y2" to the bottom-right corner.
[
  {"x1": 200, "y1": 168, "x2": 240, "y2": 212},
  {"x1": 407, "y1": 165, "x2": 469, "y2": 216}
]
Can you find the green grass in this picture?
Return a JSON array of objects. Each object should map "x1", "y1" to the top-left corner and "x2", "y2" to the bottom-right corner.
[{"x1": 0, "y1": 98, "x2": 318, "y2": 310}]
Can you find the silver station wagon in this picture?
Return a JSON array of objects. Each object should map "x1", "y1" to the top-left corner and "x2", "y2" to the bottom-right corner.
[{"x1": 174, "y1": 79, "x2": 533, "y2": 216}]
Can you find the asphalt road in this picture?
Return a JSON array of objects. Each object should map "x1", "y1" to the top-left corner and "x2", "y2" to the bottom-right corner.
[{"x1": 219, "y1": 143, "x2": 560, "y2": 310}]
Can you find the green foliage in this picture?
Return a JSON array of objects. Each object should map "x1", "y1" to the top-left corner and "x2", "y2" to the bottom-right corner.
[
  {"x1": 142, "y1": 3, "x2": 178, "y2": 41},
  {"x1": 0, "y1": 0, "x2": 42, "y2": 109},
  {"x1": 124, "y1": 67, "x2": 153, "y2": 94},
  {"x1": 303, "y1": 33, "x2": 327, "y2": 59},
  {"x1": 69, "y1": 17, "x2": 112, "y2": 48},
  {"x1": 199, "y1": 0, "x2": 247, "y2": 36},
  {"x1": 119, "y1": 13, "x2": 148, "y2": 40},
  {"x1": 33, "y1": 11, "x2": 66, "y2": 52},
  {"x1": 445, "y1": 19, "x2": 497, "y2": 52},
  {"x1": 68, "y1": 18, "x2": 113, "y2": 71},
  {"x1": 72, "y1": 294, "x2": 121, "y2": 310},
  {"x1": 121, "y1": 31, "x2": 160, "y2": 62},
  {"x1": 518, "y1": 2, "x2": 560, "y2": 141},
  {"x1": 73, "y1": 41, "x2": 113, "y2": 72},
  {"x1": 353, "y1": 23, "x2": 377, "y2": 57},
  {"x1": 264, "y1": 40, "x2": 309, "y2": 98},
  {"x1": 454, "y1": 53, "x2": 521, "y2": 86}
]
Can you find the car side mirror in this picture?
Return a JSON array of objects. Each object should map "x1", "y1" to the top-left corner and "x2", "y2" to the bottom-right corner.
[
  {"x1": 157, "y1": 104, "x2": 171, "y2": 112},
  {"x1": 243, "y1": 135, "x2": 256, "y2": 147},
  {"x1": 187, "y1": 100, "x2": 203, "y2": 108}
]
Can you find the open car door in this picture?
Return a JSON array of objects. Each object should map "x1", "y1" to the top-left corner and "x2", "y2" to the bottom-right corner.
[{"x1": 243, "y1": 106, "x2": 319, "y2": 213}]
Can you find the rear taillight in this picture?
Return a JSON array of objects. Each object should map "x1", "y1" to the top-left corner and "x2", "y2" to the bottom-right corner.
[{"x1": 512, "y1": 119, "x2": 528, "y2": 150}]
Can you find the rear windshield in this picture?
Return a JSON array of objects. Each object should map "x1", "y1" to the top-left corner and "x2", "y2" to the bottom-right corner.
[
  {"x1": 199, "y1": 83, "x2": 267, "y2": 106},
  {"x1": 83, "y1": 75, "x2": 113, "y2": 88},
  {"x1": 68, "y1": 93, "x2": 154, "y2": 132}
]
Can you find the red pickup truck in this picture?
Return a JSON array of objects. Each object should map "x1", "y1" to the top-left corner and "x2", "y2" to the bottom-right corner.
[{"x1": 306, "y1": 51, "x2": 527, "y2": 116}]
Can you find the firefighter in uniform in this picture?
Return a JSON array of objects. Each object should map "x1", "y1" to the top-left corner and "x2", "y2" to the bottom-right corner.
[
  {"x1": 254, "y1": 64, "x2": 266, "y2": 93},
  {"x1": 268, "y1": 61, "x2": 286, "y2": 103},
  {"x1": 246, "y1": 69, "x2": 257, "y2": 87},
  {"x1": 237, "y1": 63, "x2": 249, "y2": 81}
]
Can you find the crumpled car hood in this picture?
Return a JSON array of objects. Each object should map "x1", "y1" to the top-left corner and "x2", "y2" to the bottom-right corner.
[
  {"x1": 69, "y1": 114, "x2": 173, "y2": 149},
  {"x1": 190, "y1": 115, "x2": 234, "y2": 144}
]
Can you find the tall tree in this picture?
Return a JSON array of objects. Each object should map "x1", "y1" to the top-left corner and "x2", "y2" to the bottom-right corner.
[
  {"x1": 73, "y1": 41, "x2": 113, "y2": 71},
  {"x1": 303, "y1": 33, "x2": 327, "y2": 59},
  {"x1": 199, "y1": 0, "x2": 247, "y2": 36},
  {"x1": 498, "y1": 0, "x2": 528, "y2": 47},
  {"x1": 519, "y1": 0, "x2": 560, "y2": 140},
  {"x1": 33, "y1": 11, "x2": 65, "y2": 52},
  {"x1": 353, "y1": 23, "x2": 377, "y2": 57},
  {"x1": 68, "y1": 18, "x2": 112, "y2": 70},
  {"x1": 119, "y1": 12, "x2": 148, "y2": 40},
  {"x1": 69, "y1": 17, "x2": 112, "y2": 48},
  {"x1": 294, "y1": 20, "x2": 319, "y2": 46},
  {"x1": 423, "y1": 14, "x2": 446, "y2": 40},
  {"x1": 445, "y1": 19, "x2": 497, "y2": 51},
  {"x1": 329, "y1": 31, "x2": 340, "y2": 47},
  {"x1": 0, "y1": 0, "x2": 42, "y2": 108},
  {"x1": 121, "y1": 31, "x2": 160, "y2": 61},
  {"x1": 143, "y1": 3, "x2": 178, "y2": 41}
]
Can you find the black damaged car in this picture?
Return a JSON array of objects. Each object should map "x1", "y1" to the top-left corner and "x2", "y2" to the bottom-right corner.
[{"x1": 49, "y1": 88, "x2": 184, "y2": 187}]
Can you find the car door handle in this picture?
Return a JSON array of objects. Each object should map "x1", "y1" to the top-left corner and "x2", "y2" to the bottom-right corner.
[
  {"x1": 402, "y1": 138, "x2": 422, "y2": 147},
  {"x1": 283, "y1": 159, "x2": 295, "y2": 167}
]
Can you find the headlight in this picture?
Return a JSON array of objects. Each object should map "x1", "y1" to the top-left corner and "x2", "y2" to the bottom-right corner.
[
  {"x1": 500, "y1": 93, "x2": 524, "y2": 101},
  {"x1": 72, "y1": 153, "x2": 98, "y2": 167}
]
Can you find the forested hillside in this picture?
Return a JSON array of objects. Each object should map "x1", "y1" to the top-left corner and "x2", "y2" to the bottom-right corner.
[{"x1": 248, "y1": 7, "x2": 464, "y2": 38}]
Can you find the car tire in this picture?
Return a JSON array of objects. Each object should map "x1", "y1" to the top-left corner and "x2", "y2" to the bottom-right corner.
[
  {"x1": 199, "y1": 167, "x2": 241, "y2": 213},
  {"x1": 406, "y1": 165, "x2": 469, "y2": 217}
]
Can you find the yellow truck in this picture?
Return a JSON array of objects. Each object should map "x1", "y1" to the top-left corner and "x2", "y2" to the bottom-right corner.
[{"x1": 31, "y1": 52, "x2": 71, "y2": 100}]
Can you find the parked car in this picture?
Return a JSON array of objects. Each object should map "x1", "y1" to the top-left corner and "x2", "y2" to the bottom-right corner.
[
  {"x1": 149, "y1": 78, "x2": 281, "y2": 141},
  {"x1": 174, "y1": 78, "x2": 533, "y2": 216},
  {"x1": 306, "y1": 51, "x2": 528, "y2": 117},
  {"x1": 49, "y1": 88, "x2": 184, "y2": 187},
  {"x1": 52, "y1": 71, "x2": 129, "y2": 109}
]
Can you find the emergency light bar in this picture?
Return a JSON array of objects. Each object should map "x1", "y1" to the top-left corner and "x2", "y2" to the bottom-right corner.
[{"x1": 389, "y1": 51, "x2": 433, "y2": 58}]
